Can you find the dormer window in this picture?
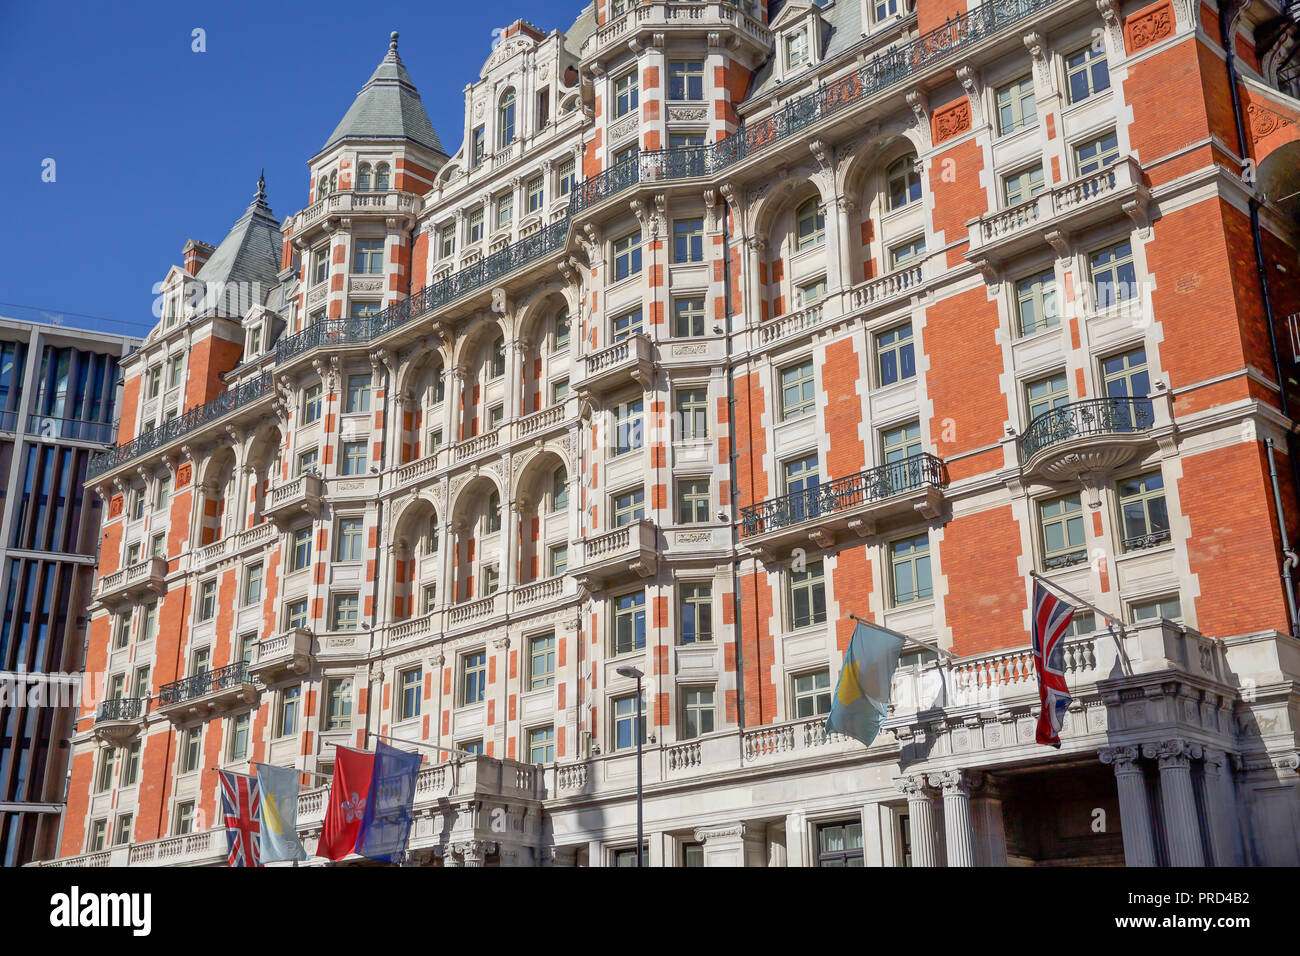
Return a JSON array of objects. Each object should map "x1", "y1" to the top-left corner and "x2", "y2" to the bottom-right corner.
[
  {"x1": 498, "y1": 89, "x2": 517, "y2": 149},
  {"x1": 787, "y1": 30, "x2": 810, "y2": 70},
  {"x1": 248, "y1": 326, "x2": 262, "y2": 356}
]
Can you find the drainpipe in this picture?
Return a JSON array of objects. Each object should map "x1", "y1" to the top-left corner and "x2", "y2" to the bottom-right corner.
[
  {"x1": 1221, "y1": 4, "x2": 1300, "y2": 614},
  {"x1": 721, "y1": 194, "x2": 746, "y2": 732},
  {"x1": 1266, "y1": 438, "x2": 1300, "y2": 637}
]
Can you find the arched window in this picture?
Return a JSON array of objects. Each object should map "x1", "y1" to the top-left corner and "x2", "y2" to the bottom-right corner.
[
  {"x1": 554, "y1": 308, "x2": 570, "y2": 350},
  {"x1": 425, "y1": 514, "x2": 440, "y2": 554},
  {"x1": 490, "y1": 336, "x2": 506, "y2": 379},
  {"x1": 887, "y1": 156, "x2": 922, "y2": 210},
  {"x1": 498, "y1": 89, "x2": 517, "y2": 150},
  {"x1": 796, "y1": 197, "x2": 825, "y2": 250},
  {"x1": 375, "y1": 163, "x2": 391, "y2": 191},
  {"x1": 551, "y1": 467, "x2": 568, "y2": 512},
  {"x1": 357, "y1": 163, "x2": 372, "y2": 192},
  {"x1": 329, "y1": 170, "x2": 338, "y2": 194},
  {"x1": 317, "y1": 175, "x2": 330, "y2": 198},
  {"x1": 486, "y1": 491, "x2": 502, "y2": 534}
]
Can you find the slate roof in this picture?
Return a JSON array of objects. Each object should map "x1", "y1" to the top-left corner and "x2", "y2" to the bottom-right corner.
[
  {"x1": 748, "y1": 0, "x2": 864, "y2": 101},
  {"x1": 323, "y1": 32, "x2": 444, "y2": 155},
  {"x1": 194, "y1": 173, "x2": 284, "y2": 314}
]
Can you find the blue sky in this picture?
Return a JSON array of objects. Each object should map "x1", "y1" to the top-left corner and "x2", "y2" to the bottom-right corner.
[{"x1": 0, "y1": 0, "x2": 587, "y2": 338}]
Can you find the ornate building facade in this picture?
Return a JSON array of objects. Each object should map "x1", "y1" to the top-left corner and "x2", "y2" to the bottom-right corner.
[{"x1": 42, "y1": 0, "x2": 1300, "y2": 867}]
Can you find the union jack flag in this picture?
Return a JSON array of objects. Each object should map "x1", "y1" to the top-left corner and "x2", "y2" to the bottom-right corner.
[
  {"x1": 1031, "y1": 579, "x2": 1075, "y2": 748},
  {"x1": 220, "y1": 770, "x2": 262, "y2": 867}
]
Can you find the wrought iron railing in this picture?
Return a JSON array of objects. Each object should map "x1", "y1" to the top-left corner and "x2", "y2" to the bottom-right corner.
[
  {"x1": 158, "y1": 661, "x2": 250, "y2": 707},
  {"x1": 86, "y1": 373, "x2": 274, "y2": 480},
  {"x1": 1122, "y1": 529, "x2": 1171, "y2": 552},
  {"x1": 97, "y1": 697, "x2": 147, "y2": 721},
  {"x1": 739, "y1": 453, "x2": 946, "y2": 537},
  {"x1": 1020, "y1": 397, "x2": 1155, "y2": 460}
]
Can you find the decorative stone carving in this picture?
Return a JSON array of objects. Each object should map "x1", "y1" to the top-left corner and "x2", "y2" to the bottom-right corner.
[
  {"x1": 932, "y1": 98, "x2": 972, "y2": 143},
  {"x1": 1124, "y1": 1, "x2": 1174, "y2": 53}
]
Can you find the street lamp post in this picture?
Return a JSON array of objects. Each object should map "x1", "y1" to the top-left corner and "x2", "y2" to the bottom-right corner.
[{"x1": 616, "y1": 664, "x2": 644, "y2": 867}]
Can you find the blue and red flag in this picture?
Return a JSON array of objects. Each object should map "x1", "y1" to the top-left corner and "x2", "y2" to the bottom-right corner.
[
  {"x1": 317, "y1": 743, "x2": 421, "y2": 863},
  {"x1": 1031, "y1": 579, "x2": 1076, "y2": 748},
  {"x1": 219, "y1": 770, "x2": 262, "y2": 867}
]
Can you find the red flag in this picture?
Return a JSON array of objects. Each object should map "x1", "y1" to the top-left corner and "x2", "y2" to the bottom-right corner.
[{"x1": 317, "y1": 747, "x2": 375, "y2": 861}]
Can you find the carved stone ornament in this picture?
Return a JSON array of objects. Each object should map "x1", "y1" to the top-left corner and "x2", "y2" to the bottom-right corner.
[
  {"x1": 932, "y1": 98, "x2": 973, "y2": 144},
  {"x1": 1124, "y1": 1, "x2": 1175, "y2": 53}
]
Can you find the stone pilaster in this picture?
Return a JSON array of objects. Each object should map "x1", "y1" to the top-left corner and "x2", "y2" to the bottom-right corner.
[
  {"x1": 1100, "y1": 745, "x2": 1157, "y2": 867},
  {"x1": 1143, "y1": 738, "x2": 1206, "y2": 866},
  {"x1": 931, "y1": 769, "x2": 976, "y2": 867},
  {"x1": 897, "y1": 774, "x2": 939, "y2": 867}
]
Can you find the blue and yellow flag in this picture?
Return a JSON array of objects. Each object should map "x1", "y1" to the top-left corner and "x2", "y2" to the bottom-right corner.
[
  {"x1": 254, "y1": 763, "x2": 307, "y2": 863},
  {"x1": 825, "y1": 621, "x2": 906, "y2": 747}
]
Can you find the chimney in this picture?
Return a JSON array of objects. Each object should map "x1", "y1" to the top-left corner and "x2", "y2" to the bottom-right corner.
[
  {"x1": 504, "y1": 19, "x2": 546, "y2": 42},
  {"x1": 183, "y1": 239, "x2": 215, "y2": 276}
]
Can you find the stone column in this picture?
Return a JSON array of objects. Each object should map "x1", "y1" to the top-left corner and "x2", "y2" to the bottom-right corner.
[
  {"x1": 932, "y1": 770, "x2": 976, "y2": 867},
  {"x1": 1100, "y1": 745, "x2": 1157, "y2": 866},
  {"x1": 445, "y1": 364, "x2": 467, "y2": 443},
  {"x1": 745, "y1": 237, "x2": 766, "y2": 323},
  {"x1": 897, "y1": 774, "x2": 939, "y2": 867},
  {"x1": 456, "y1": 839, "x2": 495, "y2": 867},
  {"x1": 834, "y1": 196, "x2": 857, "y2": 292},
  {"x1": 1200, "y1": 748, "x2": 1243, "y2": 867},
  {"x1": 506, "y1": 497, "x2": 530, "y2": 589},
  {"x1": 694, "y1": 823, "x2": 764, "y2": 867},
  {"x1": 1143, "y1": 738, "x2": 1206, "y2": 866},
  {"x1": 504, "y1": 336, "x2": 525, "y2": 424},
  {"x1": 443, "y1": 518, "x2": 465, "y2": 604},
  {"x1": 969, "y1": 775, "x2": 1008, "y2": 867}
]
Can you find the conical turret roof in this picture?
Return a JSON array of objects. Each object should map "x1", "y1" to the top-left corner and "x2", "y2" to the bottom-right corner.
[{"x1": 323, "y1": 32, "x2": 444, "y2": 155}]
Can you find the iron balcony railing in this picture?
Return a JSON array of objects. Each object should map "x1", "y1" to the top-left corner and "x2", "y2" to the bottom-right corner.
[
  {"x1": 1020, "y1": 397, "x2": 1155, "y2": 461},
  {"x1": 158, "y1": 661, "x2": 250, "y2": 707},
  {"x1": 86, "y1": 373, "x2": 274, "y2": 480},
  {"x1": 740, "y1": 453, "x2": 946, "y2": 538},
  {"x1": 97, "y1": 697, "x2": 147, "y2": 721}
]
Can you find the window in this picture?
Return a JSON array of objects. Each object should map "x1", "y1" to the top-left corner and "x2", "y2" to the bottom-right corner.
[
  {"x1": 488, "y1": 404, "x2": 504, "y2": 430},
  {"x1": 817, "y1": 821, "x2": 864, "y2": 867},
  {"x1": 95, "y1": 749, "x2": 117, "y2": 792},
  {"x1": 887, "y1": 157, "x2": 922, "y2": 209},
  {"x1": 792, "y1": 670, "x2": 832, "y2": 718},
  {"x1": 489, "y1": 337, "x2": 506, "y2": 380},
  {"x1": 890, "y1": 237, "x2": 926, "y2": 269},
  {"x1": 787, "y1": 29, "x2": 810, "y2": 69},
  {"x1": 882, "y1": 421, "x2": 922, "y2": 464},
  {"x1": 346, "y1": 374, "x2": 371, "y2": 414},
  {"x1": 439, "y1": 223, "x2": 456, "y2": 259},
  {"x1": 350, "y1": 301, "x2": 381, "y2": 320},
  {"x1": 375, "y1": 163, "x2": 391, "y2": 191},
  {"x1": 996, "y1": 75, "x2": 1037, "y2": 135},
  {"x1": 1026, "y1": 372, "x2": 1070, "y2": 422},
  {"x1": 180, "y1": 727, "x2": 201, "y2": 773},
  {"x1": 613, "y1": 487, "x2": 645, "y2": 527},
  {"x1": 336, "y1": 517, "x2": 364, "y2": 562},
  {"x1": 325, "y1": 677, "x2": 353, "y2": 729},
  {"x1": 167, "y1": 355, "x2": 184, "y2": 390},
  {"x1": 498, "y1": 88, "x2": 516, "y2": 149},
  {"x1": 789, "y1": 559, "x2": 827, "y2": 629},
  {"x1": 673, "y1": 218, "x2": 704, "y2": 263},
  {"x1": 614, "y1": 398, "x2": 644, "y2": 456},
  {"x1": 527, "y1": 175, "x2": 544, "y2": 213},
  {"x1": 422, "y1": 584, "x2": 438, "y2": 614},
  {"x1": 682, "y1": 843, "x2": 705, "y2": 867},
  {"x1": 486, "y1": 491, "x2": 502, "y2": 534},
  {"x1": 1039, "y1": 494, "x2": 1087, "y2": 568},
  {"x1": 290, "y1": 526, "x2": 312, "y2": 572},
  {"x1": 675, "y1": 387, "x2": 708, "y2": 441},
  {"x1": 876, "y1": 324, "x2": 915, "y2": 386},
  {"x1": 126, "y1": 542, "x2": 141, "y2": 566},
  {"x1": 89, "y1": 820, "x2": 107, "y2": 852},
  {"x1": 1015, "y1": 269, "x2": 1059, "y2": 336},
  {"x1": 558, "y1": 158, "x2": 575, "y2": 196},
  {"x1": 613, "y1": 693, "x2": 646, "y2": 750},
  {"x1": 612, "y1": 308, "x2": 643, "y2": 342},
  {"x1": 285, "y1": 598, "x2": 308, "y2": 631},
  {"x1": 798, "y1": 277, "x2": 827, "y2": 307},
  {"x1": 614, "y1": 70, "x2": 639, "y2": 118},
  {"x1": 113, "y1": 611, "x2": 131, "y2": 649},
  {"x1": 796, "y1": 198, "x2": 825, "y2": 249},
  {"x1": 614, "y1": 846, "x2": 645, "y2": 866},
  {"x1": 301, "y1": 382, "x2": 322, "y2": 425},
  {"x1": 529, "y1": 633, "x2": 556, "y2": 689},
  {"x1": 612, "y1": 590, "x2": 646, "y2": 655},
  {"x1": 153, "y1": 474, "x2": 171, "y2": 512},
  {"x1": 472, "y1": 126, "x2": 486, "y2": 167},
  {"x1": 357, "y1": 163, "x2": 372, "y2": 192},
  {"x1": 146, "y1": 366, "x2": 161, "y2": 399},
  {"x1": 1131, "y1": 596, "x2": 1182, "y2": 623},
  {"x1": 1074, "y1": 130, "x2": 1120, "y2": 175},
  {"x1": 460, "y1": 651, "x2": 487, "y2": 705},
  {"x1": 554, "y1": 309, "x2": 570, "y2": 349},
  {"x1": 482, "y1": 564, "x2": 500, "y2": 595},
  {"x1": 550, "y1": 468, "x2": 569, "y2": 511},
  {"x1": 1063, "y1": 611, "x2": 1097, "y2": 637},
  {"x1": 247, "y1": 326, "x2": 262, "y2": 356},
  {"x1": 331, "y1": 593, "x2": 360, "y2": 631},
  {"x1": 495, "y1": 190, "x2": 514, "y2": 230},
  {"x1": 613, "y1": 231, "x2": 642, "y2": 280},
  {"x1": 243, "y1": 563, "x2": 263, "y2": 606},
  {"x1": 297, "y1": 448, "x2": 318, "y2": 475},
  {"x1": 527, "y1": 726, "x2": 555, "y2": 764},
  {"x1": 467, "y1": 207, "x2": 485, "y2": 244},
  {"x1": 313, "y1": 246, "x2": 330, "y2": 285},
  {"x1": 550, "y1": 378, "x2": 569, "y2": 405},
  {"x1": 278, "y1": 685, "x2": 301, "y2": 737},
  {"x1": 1090, "y1": 241, "x2": 1137, "y2": 309},
  {"x1": 680, "y1": 583, "x2": 713, "y2": 644},
  {"x1": 680, "y1": 686, "x2": 716, "y2": 739},
  {"x1": 341, "y1": 440, "x2": 367, "y2": 476},
  {"x1": 891, "y1": 535, "x2": 933, "y2": 604},
  {"x1": 237, "y1": 633, "x2": 256, "y2": 664},
  {"x1": 1066, "y1": 45, "x2": 1110, "y2": 103},
  {"x1": 197, "y1": 579, "x2": 217, "y2": 622},
  {"x1": 677, "y1": 479, "x2": 711, "y2": 525},
  {"x1": 1119, "y1": 472, "x2": 1170, "y2": 551},
  {"x1": 1004, "y1": 165, "x2": 1046, "y2": 206},
  {"x1": 398, "y1": 667, "x2": 422, "y2": 722},
  {"x1": 150, "y1": 532, "x2": 165, "y2": 559},
  {"x1": 353, "y1": 238, "x2": 384, "y2": 275},
  {"x1": 1101, "y1": 348, "x2": 1150, "y2": 400},
  {"x1": 141, "y1": 603, "x2": 157, "y2": 643},
  {"x1": 229, "y1": 712, "x2": 250, "y2": 760},
  {"x1": 458, "y1": 740, "x2": 484, "y2": 756},
  {"x1": 874, "y1": 0, "x2": 899, "y2": 20},
  {"x1": 173, "y1": 802, "x2": 195, "y2": 836},
  {"x1": 673, "y1": 297, "x2": 706, "y2": 337},
  {"x1": 114, "y1": 814, "x2": 134, "y2": 847},
  {"x1": 548, "y1": 544, "x2": 568, "y2": 577},
  {"x1": 780, "y1": 360, "x2": 816, "y2": 421},
  {"x1": 536, "y1": 87, "x2": 550, "y2": 128},
  {"x1": 668, "y1": 60, "x2": 704, "y2": 101},
  {"x1": 130, "y1": 491, "x2": 145, "y2": 521}
]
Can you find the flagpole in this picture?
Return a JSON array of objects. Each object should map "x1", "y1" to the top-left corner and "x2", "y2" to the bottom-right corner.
[
  {"x1": 849, "y1": 613, "x2": 957, "y2": 661},
  {"x1": 367, "y1": 731, "x2": 482, "y2": 759},
  {"x1": 1029, "y1": 570, "x2": 1133, "y2": 676},
  {"x1": 250, "y1": 761, "x2": 334, "y2": 784}
]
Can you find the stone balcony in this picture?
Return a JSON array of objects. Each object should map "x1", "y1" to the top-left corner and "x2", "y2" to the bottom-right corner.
[
  {"x1": 293, "y1": 189, "x2": 421, "y2": 236},
  {"x1": 97, "y1": 556, "x2": 167, "y2": 609},
  {"x1": 1018, "y1": 395, "x2": 1165, "y2": 482},
  {"x1": 965, "y1": 157, "x2": 1149, "y2": 279},
  {"x1": 265, "y1": 473, "x2": 325, "y2": 527},
  {"x1": 738, "y1": 453, "x2": 947, "y2": 560},
  {"x1": 577, "y1": 519, "x2": 658, "y2": 586},
  {"x1": 248, "y1": 628, "x2": 314, "y2": 684},
  {"x1": 580, "y1": 0, "x2": 772, "y2": 69},
  {"x1": 572, "y1": 334, "x2": 654, "y2": 397},
  {"x1": 93, "y1": 697, "x2": 148, "y2": 745},
  {"x1": 155, "y1": 662, "x2": 257, "y2": 722}
]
